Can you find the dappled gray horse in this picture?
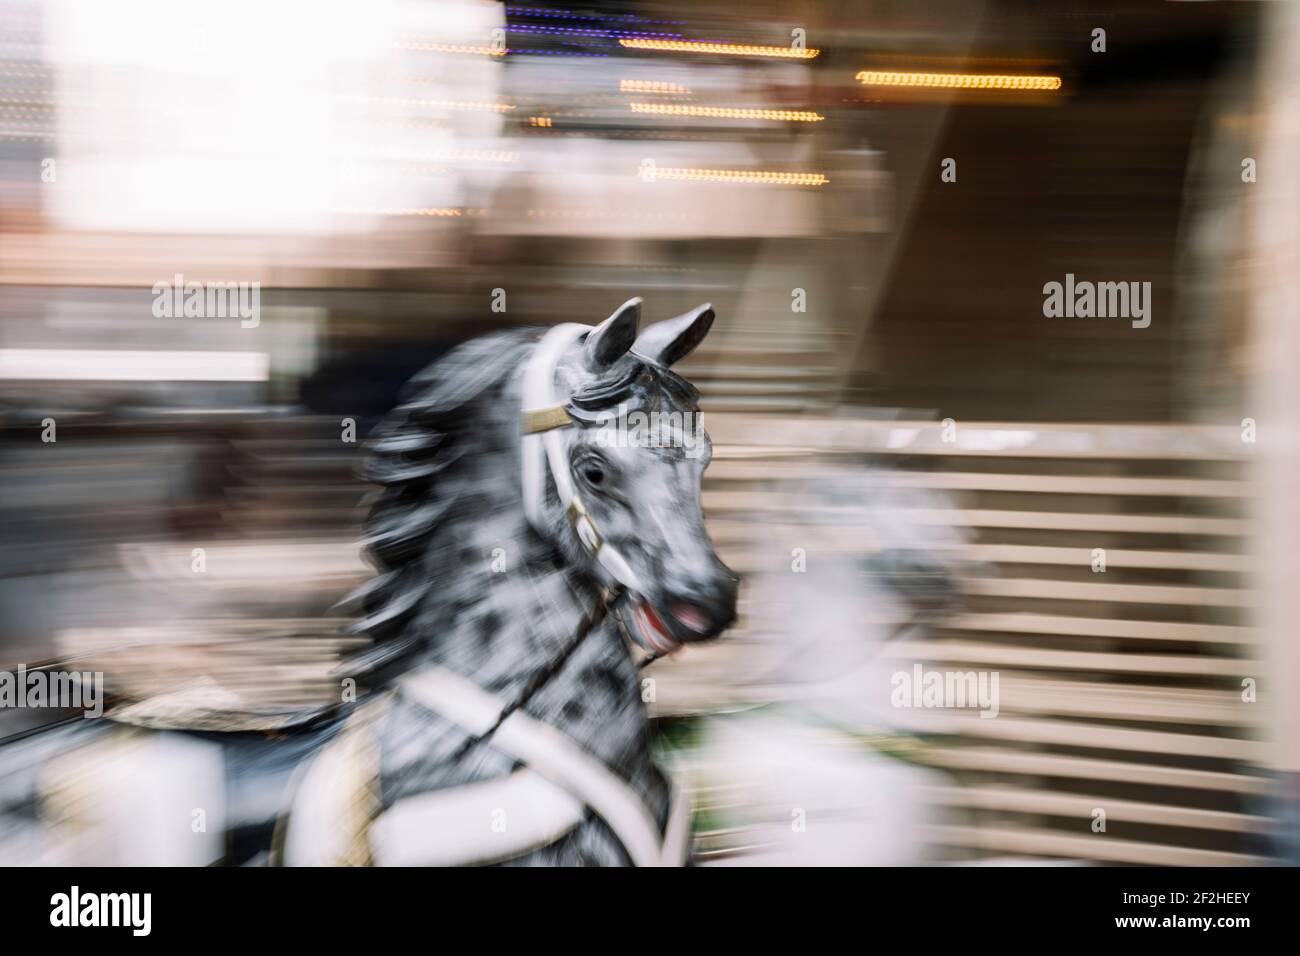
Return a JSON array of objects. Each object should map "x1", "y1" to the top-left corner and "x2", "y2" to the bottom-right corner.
[
  {"x1": 0, "y1": 299, "x2": 738, "y2": 867},
  {"x1": 284, "y1": 297, "x2": 738, "y2": 865}
]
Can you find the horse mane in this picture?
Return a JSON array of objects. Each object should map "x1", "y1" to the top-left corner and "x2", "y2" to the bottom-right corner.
[{"x1": 340, "y1": 329, "x2": 535, "y2": 681}]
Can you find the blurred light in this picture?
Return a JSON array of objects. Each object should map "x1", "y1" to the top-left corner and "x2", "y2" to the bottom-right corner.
[
  {"x1": 855, "y1": 70, "x2": 1062, "y2": 91},
  {"x1": 431, "y1": 149, "x2": 519, "y2": 163},
  {"x1": 645, "y1": 167, "x2": 828, "y2": 186},
  {"x1": 620, "y1": 79, "x2": 692, "y2": 94},
  {"x1": 331, "y1": 207, "x2": 468, "y2": 217},
  {"x1": 507, "y1": 24, "x2": 685, "y2": 40},
  {"x1": 395, "y1": 41, "x2": 507, "y2": 56},
  {"x1": 366, "y1": 97, "x2": 516, "y2": 112},
  {"x1": 630, "y1": 103, "x2": 823, "y2": 122},
  {"x1": 529, "y1": 116, "x2": 553, "y2": 127},
  {"x1": 619, "y1": 38, "x2": 819, "y2": 59},
  {"x1": 0, "y1": 350, "x2": 269, "y2": 382},
  {"x1": 504, "y1": 4, "x2": 685, "y2": 26}
]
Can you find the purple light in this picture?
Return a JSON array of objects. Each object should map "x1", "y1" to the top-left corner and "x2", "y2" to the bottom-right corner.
[
  {"x1": 505, "y1": 6, "x2": 686, "y2": 25},
  {"x1": 505, "y1": 25, "x2": 685, "y2": 40}
]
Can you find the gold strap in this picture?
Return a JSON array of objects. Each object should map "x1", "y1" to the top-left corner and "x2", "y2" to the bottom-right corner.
[
  {"x1": 270, "y1": 694, "x2": 391, "y2": 867},
  {"x1": 522, "y1": 404, "x2": 572, "y2": 435}
]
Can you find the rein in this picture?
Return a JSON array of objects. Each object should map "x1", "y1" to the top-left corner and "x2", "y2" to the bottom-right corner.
[
  {"x1": 520, "y1": 322, "x2": 645, "y2": 596},
  {"x1": 451, "y1": 587, "x2": 614, "y2": 760},
  {"x1": 451, "y1": 320, "x2": 665, "y2": 760}
]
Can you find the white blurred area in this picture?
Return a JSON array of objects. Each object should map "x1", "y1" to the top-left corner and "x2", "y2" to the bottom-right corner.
[
  {"x1": 38, "y1": 0, "x2": 835, "y2": 244},
  {"x1": 45, "y1": 0, "x2": 504, "y2": 234},
  {"x1": 686, "y1": 473, "x2": 966, "y2": 865}
]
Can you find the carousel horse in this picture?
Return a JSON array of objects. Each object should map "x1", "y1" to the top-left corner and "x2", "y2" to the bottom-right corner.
[{"x1": 0, "y1": 299, "x2": 739, "y2": 866}]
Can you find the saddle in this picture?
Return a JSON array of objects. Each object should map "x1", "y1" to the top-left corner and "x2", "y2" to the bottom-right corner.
[{"x1": 278, "y1": 667, "x2": 691, "y2": 867}]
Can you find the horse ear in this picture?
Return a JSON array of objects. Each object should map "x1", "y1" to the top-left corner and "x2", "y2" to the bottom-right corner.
[
  {"x1": 631, "y1": 303, "x2": 714, "y2": 367},
  {"x1": 584, "y1": 298, "x2": 642, "y2": 369}
]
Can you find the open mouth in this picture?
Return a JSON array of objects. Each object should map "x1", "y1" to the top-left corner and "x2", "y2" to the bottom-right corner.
[
  {"x1": 633, "y1": 600, "x2": 681, "y2": 655},
  {"x1": 627, "y1": 599, "x2": 718, "y2": 654}
]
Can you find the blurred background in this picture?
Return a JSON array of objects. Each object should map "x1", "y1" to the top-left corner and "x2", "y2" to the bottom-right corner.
[{"x1": 2, "y1": 0, "x2": 1298, "y2": 865}]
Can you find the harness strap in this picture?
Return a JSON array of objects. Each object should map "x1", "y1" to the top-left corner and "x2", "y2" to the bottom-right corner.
[
  {"x1": 521, "y1": 404, "x2": 572, "y2": 435},
  {"x1": 400, "y1": 666, "x2": 689, "y2": 867},
  {"x1": 277, "y1": 695, "x2": 390, "y2": 867},
  {"x1": 661, "y1": 782, "x2": 693, "y2": 867},
  {"x1": 520, "y1": 322, "x2": 645, "y2": 596},
  {"x1": 521, "y1": 322, "x2": 586, "y2": 535}
]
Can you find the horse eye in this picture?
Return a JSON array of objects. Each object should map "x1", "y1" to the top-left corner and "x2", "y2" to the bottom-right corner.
[{"x1": 582, "y1": 463, "x2": 605, "y2": 486}]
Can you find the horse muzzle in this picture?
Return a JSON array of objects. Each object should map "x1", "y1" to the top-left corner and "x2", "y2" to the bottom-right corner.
[{"x1": 621, "y1": 572, "x2": 739, "y2": 654}]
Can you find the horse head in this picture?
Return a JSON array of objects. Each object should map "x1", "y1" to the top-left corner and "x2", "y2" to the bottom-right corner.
[
  {"x1": 526, "y1": 298, "x2": 739, "y2": 654},
  {"x1": 350, "y1": 298, "x2": 739, "y2": 678}
]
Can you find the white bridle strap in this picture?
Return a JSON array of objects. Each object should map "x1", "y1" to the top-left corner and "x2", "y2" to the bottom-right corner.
[
  {"x1": 520, "y1": 324, "x2": 644, "y2": 594},
  {"x1": 521, "y1": 322, "x2": 587, "y2": 533}
]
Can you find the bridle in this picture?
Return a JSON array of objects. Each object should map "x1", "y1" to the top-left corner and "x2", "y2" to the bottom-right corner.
[
  {"x1": 520, "y1": 322, "x2": 646, "y2": 598},
  {"x1": 451, "y1": 323, "x2": 663, "y2": 759},
  {"x1": 522, "y1": 321, "x2": 686, "y2": 664}
]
